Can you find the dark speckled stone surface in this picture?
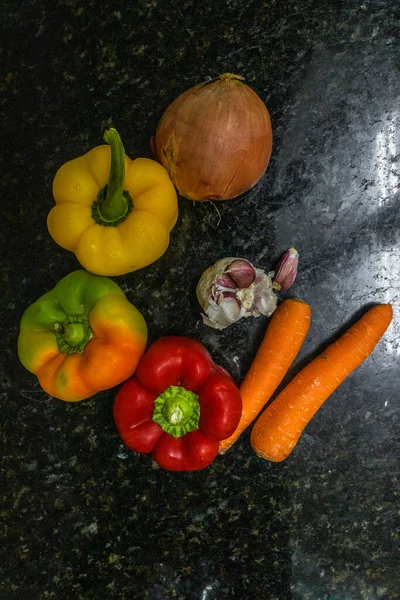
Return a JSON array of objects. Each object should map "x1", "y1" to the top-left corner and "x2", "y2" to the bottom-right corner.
[{"x1": 1, "y1": 1, "x2": 399, "y2": 599}]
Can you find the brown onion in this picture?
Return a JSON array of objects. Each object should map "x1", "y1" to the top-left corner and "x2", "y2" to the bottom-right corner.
[{"x1": 151, "y1": 73, "x2": 273, "y2": 201}]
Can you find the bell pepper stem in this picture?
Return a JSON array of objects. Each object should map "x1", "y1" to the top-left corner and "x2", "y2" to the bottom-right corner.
[
  {"x1": 92, "y1": 128, "x2": 133, "y2": 226},
  {"x1": 64, "y1": 323, "x2": 85, "y2": 346},
  {"x1": 55, "y1": 315, "x2": 92, "y2": 354},
  {"x1": 152, "y1": 386, "x2": 200, "y2": 438}
]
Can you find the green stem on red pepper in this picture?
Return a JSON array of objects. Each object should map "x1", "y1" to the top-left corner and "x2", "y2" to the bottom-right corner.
[
  {"x1": 55, "y1": 315, "x2": 92, "y2": 354},
  {"x1": 91, "y1": 128, "x2": 133, "y2": 227},
  {"x1": 152, "y1": 385, "x2": 200, "y2": 438}
]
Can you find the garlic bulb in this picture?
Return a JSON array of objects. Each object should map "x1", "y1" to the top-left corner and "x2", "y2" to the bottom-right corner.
[{"x1": 196, "y1": 258, "x2": 277, "y2": 330}]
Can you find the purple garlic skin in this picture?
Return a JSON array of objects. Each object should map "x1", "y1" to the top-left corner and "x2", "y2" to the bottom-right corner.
[
  {"x1": 196, "y1": 257, "x2": 277, "y2": 330},
  {"x1": 226, "y1": 259, "x2": 256, "y2": 288},
  {"x1": 272, "y1": 247, "x2": 299, "y2": 291}
]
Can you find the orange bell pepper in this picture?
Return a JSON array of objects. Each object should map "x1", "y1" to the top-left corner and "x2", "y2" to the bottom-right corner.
[{"x1": 17, "y1": 270, "x2": 148, "y2": 402}]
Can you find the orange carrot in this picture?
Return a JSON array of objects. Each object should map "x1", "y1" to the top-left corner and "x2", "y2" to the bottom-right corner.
[
  {"x1": 250, "y1": 303, "x2": 393, "y2": 462},
  {"x1": 219, "y1": 298, "x2": 311, "y2": 454}
]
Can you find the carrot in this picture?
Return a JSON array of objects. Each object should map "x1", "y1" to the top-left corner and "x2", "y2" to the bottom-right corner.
[
  {"x1": 250, "y1": 303, "x2": 393, "y2": 462},
  {"x1": 219, "y1": 298, "x2": 311, "y2": 454}
]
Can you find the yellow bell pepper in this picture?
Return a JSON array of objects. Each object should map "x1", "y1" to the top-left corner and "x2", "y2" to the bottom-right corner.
[{"x1": 47, "y1": 128, "x2": 178, "y2": 276}]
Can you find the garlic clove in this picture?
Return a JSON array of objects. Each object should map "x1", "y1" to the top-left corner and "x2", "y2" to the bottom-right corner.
[
  {"x1": 226, "y1": 259, "x2": 256, "y2": 288},
  {"x1": 196, "y1": 257, "x2": 239, "y2": 310},
  {"x1": 219, "y1": 292, "x2": 242, "y2": 320},
  {"x1": 273, "y1": 247, "x2": 299, "y2": 291},
  {"x1": 251, "y1": 269, "x2": 278, "y2": 316},
  {"x1": 201, "y1": 293, "x2": 242, "y2": 330},
  {"x1": 216, "y1": 273, "x2": 238, "y2": 290}
]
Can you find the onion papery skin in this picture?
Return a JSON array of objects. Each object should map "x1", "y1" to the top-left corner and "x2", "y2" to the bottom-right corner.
[{"x1": 152, "y1": 74, "x2": 273, "y2": 201}]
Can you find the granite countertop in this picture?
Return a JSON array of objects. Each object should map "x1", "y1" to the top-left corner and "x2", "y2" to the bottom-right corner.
[{"x1": 1, "y1": 1, "x2": 399, "y2": 599}]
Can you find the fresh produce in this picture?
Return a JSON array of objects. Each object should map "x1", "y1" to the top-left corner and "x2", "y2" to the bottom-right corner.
[
  {"x1": 219, "y1": 298, "x2": 311, "y2": 454},
  {"x1": 47, "y1": 128, "x2": 178, "y2": 276},
  {"x1": 272, "y1": 247, "x2": 299, "y2": 291},
  {"x1": 196, "y1": 257, "x2": 277, "y2": 330},
  {"x1": 18, "y1": 270, "x2": 148, "y2": 401},
  {"x1": 250, "y1": 303, "x2": 393, "y2": 462},
  {"x1": 151, "y1": 73, "x2": 273, "y2": 201},
  {"x1": 196, "y1": 249, "x2": 299, "y2": 330},
  {"x1": 113, "y1": 336, "x2": 242, "y2": 471}
]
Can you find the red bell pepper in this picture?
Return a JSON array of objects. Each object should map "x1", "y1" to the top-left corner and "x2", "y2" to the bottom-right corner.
[{"x1": 113, "y1": 336, "x2": 242, "y2": 471}]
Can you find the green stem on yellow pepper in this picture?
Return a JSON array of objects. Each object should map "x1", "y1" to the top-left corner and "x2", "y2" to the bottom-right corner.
[
  {"x1": 152, "y1": 385, "x2": 200, "y2": 438},
  {"x1": 92, "y1": 128, "x2": 133, "y2": 227}
]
